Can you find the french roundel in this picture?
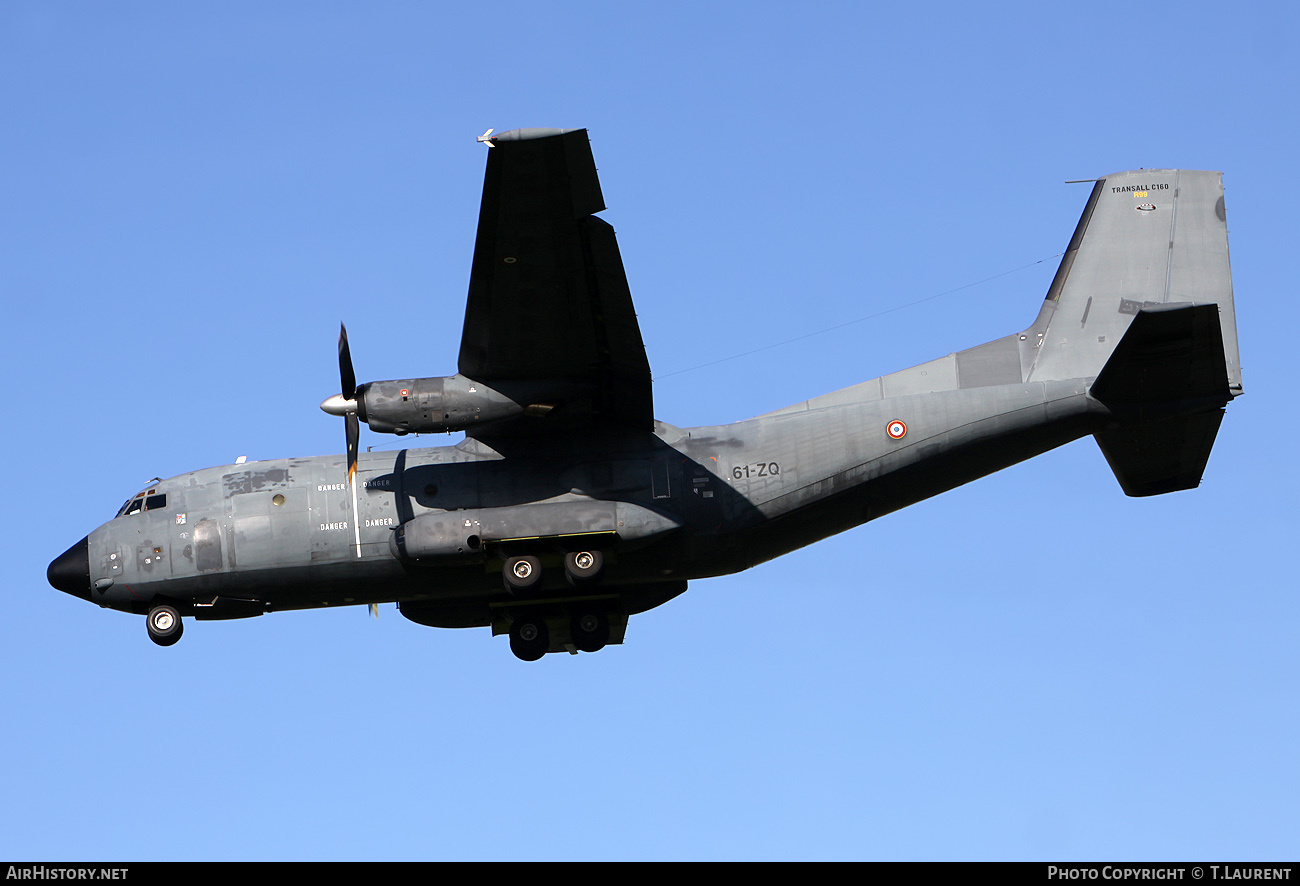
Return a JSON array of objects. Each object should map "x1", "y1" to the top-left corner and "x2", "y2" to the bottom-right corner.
[{"x1": 887, "y1": 420, "x2": 907, "y2": 439}]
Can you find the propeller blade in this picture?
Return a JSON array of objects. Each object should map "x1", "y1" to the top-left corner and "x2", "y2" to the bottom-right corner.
[
  {"x1": 345, "y1": 412, "x2": 359, "y2": 487},
  {"x1": 338, "y1": 323, "x2": 357, "y2": 398},
  {"x1": 369, "y1": 603, "x2": 379, "y2": 619},
  {"x1": 334, "y1": 325, "x2": 365, "y2": 560}
]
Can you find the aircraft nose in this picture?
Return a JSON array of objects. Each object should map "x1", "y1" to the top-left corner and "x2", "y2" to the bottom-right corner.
[{"x1": 48, "y1": 537, "x2": 91, "y2": 601}]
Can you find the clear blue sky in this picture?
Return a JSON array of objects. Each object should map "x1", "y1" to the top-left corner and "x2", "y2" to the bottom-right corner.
[{"x1": 3, "y1": 1, "x2": 1295, "y2": 861}]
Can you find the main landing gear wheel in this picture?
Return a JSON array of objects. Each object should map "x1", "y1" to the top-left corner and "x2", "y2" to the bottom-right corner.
[
  {"x1": 146, "y1": 605, "x2": 183, "y2": 647},
  {"x1": 502, "y1": 555, "x2": 542, "y2": 594},
  {"x1": 509, "y1": 615, "x2": 549, "y2": 662},
  {"x1": 569, "y1": 609, "x2": 609, "y2": 653},
  {"x1": 563, "y1": 550, "x2": 604, "y2": 587}
]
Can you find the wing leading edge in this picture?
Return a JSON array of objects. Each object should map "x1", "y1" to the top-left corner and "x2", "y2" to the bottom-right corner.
[{"x1": 458, "y1": 128, "x2": 653, "y2": 434}]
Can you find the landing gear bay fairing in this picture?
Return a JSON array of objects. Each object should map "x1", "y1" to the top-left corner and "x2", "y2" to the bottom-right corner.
[{"x1": 48, "y1": 129, "x2": 1242, "y2": 660}]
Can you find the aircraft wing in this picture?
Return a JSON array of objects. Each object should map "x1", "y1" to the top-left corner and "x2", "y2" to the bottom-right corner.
[{"x1": 458, "y1": 128, "x2": 653, "y2": 433}]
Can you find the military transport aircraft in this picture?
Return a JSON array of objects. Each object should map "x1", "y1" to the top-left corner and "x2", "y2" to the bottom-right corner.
[{"x1": 47, "y1": 128, "x2": 1242, "y2": 660}]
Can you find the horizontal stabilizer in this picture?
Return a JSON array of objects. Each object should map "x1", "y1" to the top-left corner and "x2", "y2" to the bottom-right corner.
[
  {"x1": 1095, "y1": 409, "x2": 1224, "y2": 496},
  {"x1": 1090, "y1": 303, "x2": 1232, "y2": 496},
  {"x1": 1090, "y1": 303, "x2": 1231, "y2": 415}
]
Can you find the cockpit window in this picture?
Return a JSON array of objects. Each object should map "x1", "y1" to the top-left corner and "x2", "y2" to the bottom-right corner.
[{"x1": 116, "y1": 492, "x2": 167, "y2": 518}]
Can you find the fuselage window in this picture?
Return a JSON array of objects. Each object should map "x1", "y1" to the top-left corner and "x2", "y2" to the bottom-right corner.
[{"x1": 145, "y1": 494, "x2": 167, "y2": 511}]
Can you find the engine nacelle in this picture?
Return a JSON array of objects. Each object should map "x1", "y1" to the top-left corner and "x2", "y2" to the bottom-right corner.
[{"x1": 357, "y1": 374, "x2": 526, "y2": 434}]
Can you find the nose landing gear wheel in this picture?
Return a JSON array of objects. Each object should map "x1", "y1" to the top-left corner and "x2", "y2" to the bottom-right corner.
[
  {"x1": 569, "y1": 609, "x2": 609, "y2": 653},
  {"x1": 509, "y1": 615, "x2": 549, "y2": 661},
  {"x1": 563, "y1": 550, "x2": 604, "y2": 587},
  {"x1": 146, "y1": 605, "x2": 183, "y2": 647},
  {"x1": 503, "y1": 555, "x2": 542, "y2": 593}
]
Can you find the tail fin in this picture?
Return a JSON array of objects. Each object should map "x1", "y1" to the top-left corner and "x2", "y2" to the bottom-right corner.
[
  {"x1": 1024, "y1": 170, "x2": 1242, "y2": 495},
  {"x1": 1024, "y1": 169, "x2": 1241, "y2": 392}
]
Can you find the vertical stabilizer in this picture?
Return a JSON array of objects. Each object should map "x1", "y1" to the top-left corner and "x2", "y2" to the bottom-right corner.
[{"x1": 1023, "y1": 170, "x2": 1241, "y2": 395}]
